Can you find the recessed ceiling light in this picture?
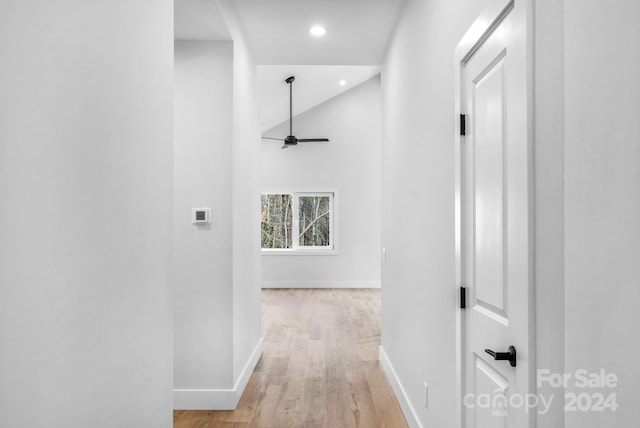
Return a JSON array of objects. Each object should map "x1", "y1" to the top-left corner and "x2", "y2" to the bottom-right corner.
[
  {"x1": 309, "y1": 25, "x2": 326, "y2": 37},
  {"x1": 339, "y1": 80, "x2": 347, "y2": 86}
]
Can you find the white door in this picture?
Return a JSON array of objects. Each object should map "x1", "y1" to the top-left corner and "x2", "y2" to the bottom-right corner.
[{"x1": 456, "y1": 1, "x2": 533, "y2": 427}]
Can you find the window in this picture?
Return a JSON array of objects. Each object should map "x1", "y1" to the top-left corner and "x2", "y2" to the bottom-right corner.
[{"x1": 261, "y1": 191, "x2": 335, "y2": 253}]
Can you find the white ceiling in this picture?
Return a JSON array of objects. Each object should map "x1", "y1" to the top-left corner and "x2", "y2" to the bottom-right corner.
[
  {"x1": 233, "y1": 0, "x2": 404, "y2": 65},
  {"x1": 174, "y1": 0, "x2": 231, "y2": 41},
  {"x1": 259, "y1": 65, "x2": 380, "y2": 132},
  {"x1": 175, "y1": 0, "x2": 398, "y2": 132}
]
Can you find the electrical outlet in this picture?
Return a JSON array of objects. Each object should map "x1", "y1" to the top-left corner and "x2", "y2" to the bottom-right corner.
[{"x1": 424, "y1": 382, "x2": 429, "y2": 409}]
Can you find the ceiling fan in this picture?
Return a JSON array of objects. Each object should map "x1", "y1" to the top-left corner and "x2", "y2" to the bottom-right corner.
[{"x1": 262, "y1": 76, "x2": 330, "y2": 149}]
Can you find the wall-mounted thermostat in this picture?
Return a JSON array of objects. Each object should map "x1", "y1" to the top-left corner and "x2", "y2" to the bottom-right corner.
[{"x1": 191, "y1": 208, "x2": 212, "y2": 225}]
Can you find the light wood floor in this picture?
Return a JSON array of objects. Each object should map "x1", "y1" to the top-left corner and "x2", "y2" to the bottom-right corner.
[{"x1": 173, "y1": 288, "x2": 407, "y2": 428}]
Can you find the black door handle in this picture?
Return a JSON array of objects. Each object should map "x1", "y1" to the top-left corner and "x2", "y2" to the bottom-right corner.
[{"x1": 485, "y1": 346, "x2": 517, "y2": 367}]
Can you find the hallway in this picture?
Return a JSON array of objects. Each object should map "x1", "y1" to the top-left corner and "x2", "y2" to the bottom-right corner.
[
  {"x1": 3, "y1": 1, "x2": 640, "y2": 427},
  {"x1": 174, "y1": 289, "x2": 407, "y2": 427}
]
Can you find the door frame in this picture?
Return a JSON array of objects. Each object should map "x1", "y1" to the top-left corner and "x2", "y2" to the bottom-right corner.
[{"x1": 454, "y1": 0, "x2": 535, "y2": 426}]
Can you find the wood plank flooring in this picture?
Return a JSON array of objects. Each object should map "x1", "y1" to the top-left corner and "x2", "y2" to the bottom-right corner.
[{"x1": 173, "y1": 288, "x2": 407, "y2": 428}]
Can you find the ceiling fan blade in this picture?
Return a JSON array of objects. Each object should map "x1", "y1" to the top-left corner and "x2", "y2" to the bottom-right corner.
[
  {"x1": 262, "y1": 136, "x2": 283, "y2": 141},
  {"x1": 297, "y1": 138, "x2": 329, "y2": 142},
  {"x1": 281, "y1": 145, "x2": 290, "y2": 150}
]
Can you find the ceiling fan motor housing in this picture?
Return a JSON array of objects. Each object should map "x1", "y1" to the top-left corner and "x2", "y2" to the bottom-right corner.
[{"x1": 284, "y1": 135, "x2": 297, "y2": 145}]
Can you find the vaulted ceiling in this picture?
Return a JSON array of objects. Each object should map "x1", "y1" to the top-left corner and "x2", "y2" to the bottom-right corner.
[{"x1": 258, "y1": 65, "x2": 380, "y2": 132}]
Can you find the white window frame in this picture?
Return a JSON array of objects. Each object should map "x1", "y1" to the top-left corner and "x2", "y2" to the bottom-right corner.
[{"x1": 261, "y1": 189, "x2": 338, "y2": 255}]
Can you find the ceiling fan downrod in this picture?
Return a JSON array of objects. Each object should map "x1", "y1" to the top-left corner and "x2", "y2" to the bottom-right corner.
[{"x1": 286, "y1": 76, "x2": 295, "y2": 138}]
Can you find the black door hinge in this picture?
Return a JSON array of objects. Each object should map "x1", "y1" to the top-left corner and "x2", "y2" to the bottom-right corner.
[
  {"x1": 460, "y1": 114, "x2": 466, "y2": 136},
  {"x1": 460, "y1": 286, "x2": 467, "y2": 309}
]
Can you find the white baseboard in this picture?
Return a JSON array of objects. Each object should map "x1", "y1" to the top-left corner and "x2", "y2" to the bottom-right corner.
[
  {"x1": 262, "y1": 280, "x2": 380, "y2": 289},
  {"x1": 173, "y1": 337, "x2": 264, "y2": 410},
  {"x1": 233, "y1": 337, "x2": 264, "y2": 404},
  {"x1": 379, "y1": 346, "x2": 424, "y2": 428}
]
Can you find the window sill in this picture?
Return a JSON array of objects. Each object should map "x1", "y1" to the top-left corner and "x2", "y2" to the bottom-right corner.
[{"x1": 261, "y1": 248, "x2": 339, "y2": 256}]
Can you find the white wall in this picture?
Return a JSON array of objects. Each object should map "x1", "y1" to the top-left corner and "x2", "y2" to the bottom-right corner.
[
  {"x1": 0, "y1": 1, "x2": 174, "y2": 427},
  {"x1": 564, "y1": 0, "x2": 640, "y2": 426},
  {"x1": 173, "y1": 0, "x2": 263, "y2": 409},
  {"x1": 173, "y1": 41, "x2": 234, "y2": 389},
  {"x1": 221, "y1": 0, "x2": 264, "y2": 388},
  {"x1": 534, "y1": 0, "x2": 566, "y2": 425},
  {"x1": 380, "y1": 1, "x2": 484, "y2": 426},
  {"x1": 261, "y1": 77, "x2": 381, "y2": 288}
]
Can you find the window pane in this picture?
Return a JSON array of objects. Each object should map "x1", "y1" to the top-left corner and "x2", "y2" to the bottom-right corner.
[
  {"x1": 261, "y1": 194, "x2": 292, "y2": 249},
  {"x1": 298, "y1": 195, "x2": 331, "y2": 247}
]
